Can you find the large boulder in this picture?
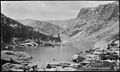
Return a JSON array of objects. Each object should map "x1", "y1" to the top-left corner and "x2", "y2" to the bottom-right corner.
[
  {"x1": 62, "y1": 67, "x2": 76, "y2": 71},
  {"x1": 1, "y1": 63, "x2": 23, "y2": 71},
  {"x1": 72, "y1": 54, "x2": 85, "y2": 63},
  {"x1": 1, "y1": 50, "x2": 32, "y2": 64},
  {"x1": 89, "y1": 60, "x2": 115, "y2": 69},
  {"x1": 59, "y1": 63, "x2": 70, "y2": 67},
  {"x1": 114, "y1": 40, "x2": 119, "y2": 47},
  {"x1": 72, "y1": 54, "x2": 79, "y2": 60},
  {"x1": 99, "y1": 53, "x2": 119, "y2": 60},
  {"x1": 93, "y1": 40, "x2": 108, "y2": 51},
  {"x1": 110, "y1": 39, "x2": 119, "y2": 48},
  {"x1": 1, "y1": 63, "x2": 13, "y2": 71}
]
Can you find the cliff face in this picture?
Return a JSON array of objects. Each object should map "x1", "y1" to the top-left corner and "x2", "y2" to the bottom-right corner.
[
  {"x1": 65, "y1": 2, "x2": 119, "y2": 43},
  {"x1": 77, "y1": 2, "x2": 119, "y2": 20}
]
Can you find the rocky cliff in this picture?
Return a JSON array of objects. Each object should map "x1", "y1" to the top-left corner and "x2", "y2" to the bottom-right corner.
[
  {"x1": 53, "y1": 1, "x2": 119, "y2": 43},
  {"x1": 77, "y1": 2, "x2": 119, "y2": 20},
  {"x1": 72, "y1": 2, "x2": 119, "y2": 42}
]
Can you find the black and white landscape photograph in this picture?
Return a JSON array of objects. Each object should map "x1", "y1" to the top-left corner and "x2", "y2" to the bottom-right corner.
[{"x1": 1, "y1": 0, "x2": 119, "y2": 71}]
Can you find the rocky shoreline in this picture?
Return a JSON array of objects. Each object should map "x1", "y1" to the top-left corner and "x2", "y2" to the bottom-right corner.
[
  {"x1": 43, "y1": 39, "x2": 119, "y2": 71},
  {"x1": 1, "y1": 50, "x2": 36, "y2": 71},
  {"x1": 1, "y1": 39, "x2": 119, "y2": 71},
  {"x1": 1, "y1": 38, "x2": 61, "y2": 71}
]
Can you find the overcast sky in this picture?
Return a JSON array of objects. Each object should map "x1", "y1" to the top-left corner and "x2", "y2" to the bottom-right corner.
[{"x1": 1, "y1": 1, "x2": 114, "y2": 21}]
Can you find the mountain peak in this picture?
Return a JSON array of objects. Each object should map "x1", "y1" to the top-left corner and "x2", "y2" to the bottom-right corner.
[{"x1": 77, "y1": 2, "x2": 119, "y2": 20}]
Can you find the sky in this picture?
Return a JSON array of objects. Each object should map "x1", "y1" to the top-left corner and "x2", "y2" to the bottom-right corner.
[{"x1": 1, "y1": 1, "x2": 114, "y2": 21}]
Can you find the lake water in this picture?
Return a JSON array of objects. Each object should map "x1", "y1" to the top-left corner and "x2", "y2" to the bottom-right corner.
[{"x1": 16, "y1": 41, "x2": 93, "y2": 68}]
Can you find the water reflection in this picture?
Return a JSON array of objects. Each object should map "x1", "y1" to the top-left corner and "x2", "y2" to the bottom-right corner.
[{"x1": 16, "y1": 44, "x2": 81, "y2": 67}]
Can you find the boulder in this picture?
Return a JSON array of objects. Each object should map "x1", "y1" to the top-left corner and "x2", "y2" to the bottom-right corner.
[
  {"x1": 46, "y1": 64, "x2": 57, "y2": 69},
  {"x1": 59, "y1": 63, "x2": 70, "y2": 67},
  {"x1": 89, "y1": 60, "x2": 115, "y2": 69},
  {"x1": 1, "y1": 50, "x2": 32, "y2": 64},
  {"x1": 110, "y1": 40, "x2": 119, "y2": 48},
  {"x1": 93, "y1": 41, "x2": 108, "y2": 51},
  {"x1": 99, "y1": 53, "x2": 119, "y2": 60},
  {"x1": 62, "y1": 67, "x2": 76, "y2": 71},
  {"x1": 72, "y1": 54, "x2": 85, "y2": 63},
  {"x1": 114, "y1": 40, "x2": 119, "y2": 47},
  {"x1": 85, "y1": 54, "x2": 99, "y2": 60},
  {"x1": 2, "y1": 63, "x2": 12, "y2": 71},
  {"x1": 2, "y1": 63, "x2": 24, "y2": 71},
  {"x1": 44, "y1": 68, "x2": 57, "y2": 71},
  {"x1": 72, "y1": 54, "x2": 79, "y2": 60}
]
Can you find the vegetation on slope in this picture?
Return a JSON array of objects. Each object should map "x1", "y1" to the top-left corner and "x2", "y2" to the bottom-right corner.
[
  {"x1": 1, "y1": 13, "x2": 61, "y2": 50},
  {"x1": 18, "y1": 19, "x2": 61, "y2": 35}
]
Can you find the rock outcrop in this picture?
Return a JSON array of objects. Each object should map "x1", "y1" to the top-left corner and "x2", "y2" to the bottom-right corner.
[
  {"x1": 77, "y1": 2, "x2": 119, "y2": 20},
  {"x1": 72, "y1": 39, "x2": 119, "y2": 71},
  {"x1": 1, "y1": 50, "x2": 37, "y2": 71},
  {"x1": 49, "y1": 1, "x2": 119, "y2": 43},
  {"x1": 71, "y1": 1, "x2": 119, "y2": 42},
  {"x1": 1, "y1": 50, "x2": 32, "y2": 65}
]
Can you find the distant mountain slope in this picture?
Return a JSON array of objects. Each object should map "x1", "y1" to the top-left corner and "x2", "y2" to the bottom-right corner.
[
  {"x1": 18, "y1": 19, "x2": 61, "y2": 35},
  {"x1": 1, "y1": 13, "x2": 32, "y2": 43},
  {"x1": 1, "y1": 13, "x2": 61, "y2": 47},
  {"x1": 8, "y1": 1, "x2": 119, "y2": 44},
  {"x1": 71, "y1": 2, "x2": 119, "y2": 42},
  {"x1": 50, "y1": 2, "x2": 119, "y2": 43},
  {"x1": 47, "y1": 18, "x2": 75, "y2": 29}
]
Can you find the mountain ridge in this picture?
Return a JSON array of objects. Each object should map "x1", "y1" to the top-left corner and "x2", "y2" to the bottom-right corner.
[
  {"x1": 9, "y1": 1, "x2": 119, "y2": 44},
  {"x1": 18, "y1": 19, "x2": 62, "y2": 35},
  {"x1": 74, "y1": 1, "x2": 119, "y2": 41},
  {"x1": 1, "y1": 13, "x2": 61, "y2": 50}
]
